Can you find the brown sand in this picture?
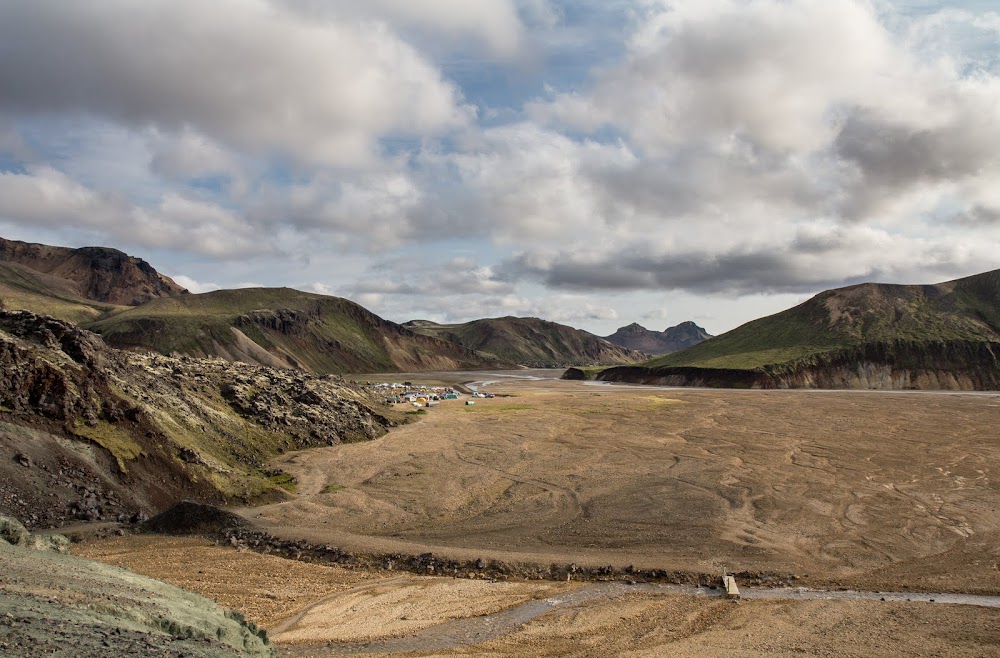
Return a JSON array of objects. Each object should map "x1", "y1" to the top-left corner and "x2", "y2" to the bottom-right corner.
[
  {"x1": 247, "y1": 380, "x2": 1000, "y2": 593},
  {"x1": 75, "y1": 536, "x2": 387, "y2": 627}
]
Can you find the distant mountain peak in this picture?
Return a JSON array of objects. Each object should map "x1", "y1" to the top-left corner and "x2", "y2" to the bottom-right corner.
[
  {"x1": 617, "y1": 322, "x2": 647, "y2": 334},
  {"x1": 604, "y1": 320, "x2": 712, "y2": 355}
]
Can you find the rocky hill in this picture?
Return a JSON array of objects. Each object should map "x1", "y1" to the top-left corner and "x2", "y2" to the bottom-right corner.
[
  {"x1": 0, "y1": 309, "x2": 400, "y2": 529},
  {"x1": 592, "y1": 269, "x2": 1000, "y2": 390},
  {"x1": 604, "y1": 321, "x2": 711, "y2": 355},
  {"x1": 86, "y1": 288, "x2": 509, "y2": 373},
  {"x1": 403, "y1": 316, "x2": 645, "y2": 367},
  {"x1": 0, "y1": 237, "x2": 187, "y2": 306}
]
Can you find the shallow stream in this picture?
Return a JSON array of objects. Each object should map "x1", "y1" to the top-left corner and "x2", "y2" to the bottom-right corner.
[{"x1": 277, "y1": 580, "x2": 1000, "y2": 656}]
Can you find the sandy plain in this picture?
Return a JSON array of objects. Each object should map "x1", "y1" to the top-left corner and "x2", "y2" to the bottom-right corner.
[
  {"x1": 78, "y1": 373, "x2": 1000, "y2": 655},
  {"x1": 252, "y1": 375, "x2": 1000, "y2": 593}
]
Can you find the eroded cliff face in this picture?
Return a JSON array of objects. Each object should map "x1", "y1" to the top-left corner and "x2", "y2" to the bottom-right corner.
[
  {"x1": 595, "y1": 340, "x2": 1000, "y2": 390},
  {"x1": 0, "y1": 310, "x2": 397, "y2": 528},
  {"x1": 235, "y1": 308, "x2": 317, "y2": 337}
]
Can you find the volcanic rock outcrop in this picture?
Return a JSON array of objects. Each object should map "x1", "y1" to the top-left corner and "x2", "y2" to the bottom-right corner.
[{"x1": 0, "y1": 309, "x2": 396, "y2": 528}]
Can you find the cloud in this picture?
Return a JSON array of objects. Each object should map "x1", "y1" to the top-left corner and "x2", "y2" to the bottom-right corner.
[
  {"x1": 148, "y1": 129, "x2": 239, "y2": 183},
  {"x1": 527, "y1": 0, "x2": 1000, "y2": 215},
  {"x1": 316, "y1": 251, "x2": 620, "y2": 327},
  {"x1": 0, "y1": 119, "x2": 30, "y2": 160},
  {"x1": 530, "y1": 0, "x2": 901, "y2": 154},
  {"x1": 0, "y1": 0, "x2": 470, "y2": 167},
  {"x1": 343, "y1": 288, "x2": 619, "y2": 328},
  {"x1": 170, "y1": 275, "x2": 220, "y2": 294},
  {"x1": 0, "y1": 165, "x2": 265, "y2": 257},
  {"x1": 417, "y1": 122, "x2": 637, "y2": 242},
  {"x1": 833, "y1": 102, "x2": 1000, "y2": 219},
  {"x1": 278, "y1": 0, "x2": 530, "y2": 58},
  {"x1": 341, "y1": 256, "x2": 515, "y2": 298},
  {"x1": 494, "y1": 0, "x2": 1000, "y2": 293},
  {"x1": 500, "y1": 222, "x2": 1000, "y2": 295}
]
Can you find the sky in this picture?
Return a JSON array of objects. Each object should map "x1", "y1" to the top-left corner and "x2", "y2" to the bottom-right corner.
[{"x1": 1, "y1": 0, "x2": 999, "y2": 336}]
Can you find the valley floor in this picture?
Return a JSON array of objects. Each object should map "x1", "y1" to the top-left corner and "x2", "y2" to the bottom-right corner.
[{"x1": 78, "y1": 374, "x2": 1000, "y2": 656}]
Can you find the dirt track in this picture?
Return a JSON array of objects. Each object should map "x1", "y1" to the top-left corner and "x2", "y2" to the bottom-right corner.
[{"x1": 246, "y1": 377, "x2": 1000, "y2": 594}]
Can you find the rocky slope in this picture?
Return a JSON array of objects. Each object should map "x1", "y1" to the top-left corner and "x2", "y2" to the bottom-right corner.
[
  {"x1": 0, "y1": 237, "x2": 187, "y2": 306},
  {"x1": 403, "y1": 316, "x2": 645, "y2": 367},
  {"x1": 604, "y1": 321, "x2": 711, "y2": 355},
  {"x1": 592, "y1": 269, "x2": 1000, "y2": 390},
  {"x1": 0, "y1": 309, "x2": 399, "y2": 528},
  {"x1": 0, "y1": 515, "x2": 275, "y2": 657}
]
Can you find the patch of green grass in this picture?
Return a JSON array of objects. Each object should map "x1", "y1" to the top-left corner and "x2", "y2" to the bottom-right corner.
[
  {"x1": 71, "y1": 420, "x2": 145, "y2": 472},
  {"x1": 405, "y1": 409, "x2": 428, "y2": 415},
  {"x1": 643, "y1": 396, "x2": 684, "y2": 406},
  {"x1": 267, "y1": 471, "x2": 298, "y2": 492},
  {"x1": 464, "y1": 404, "x2": 533, "y2": 412},
  {"x1": 559, "y1": 406, "x2": 611, "y2": 415}
]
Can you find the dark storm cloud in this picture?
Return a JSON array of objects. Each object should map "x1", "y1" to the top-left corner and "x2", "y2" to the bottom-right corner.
[
  {"x1": 834, "y1": 109, "x2": 1000, "y2": 218},
  {"x1": 500, "y1": 249, "x2": 849, "y2": 295}
]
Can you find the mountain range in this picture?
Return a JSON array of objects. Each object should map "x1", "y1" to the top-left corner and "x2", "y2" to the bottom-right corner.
[
  {"x1": 403, "y1": 318, "x2": 643, "y2": 367},
  {"x1": 602, "y1": 321, "x2": 711, "y2": 355},
  {"x1": 5, "y1": 236, "x2": 998, "y2": 389},
  {"x1": 0, "y1": 237, "x2": 643, "y2": 371}
]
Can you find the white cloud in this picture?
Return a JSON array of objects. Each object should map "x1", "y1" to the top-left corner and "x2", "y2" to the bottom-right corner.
[
  {"x1": 0, "y1": 0, "x2": 471, "y2": 168},
  {"x1": 532, "y1": 0, "x2": 900, "y2": 153},
  {"x1": 420, "y1": 122, "x2": 637, "y2": 242},
  {"x1": 170, "y1": 275, "x2": 220, "y2": 294},
  {"x1": 339, "y1": 255, "x2": 515, "y2": 299},
  {"x1": 496, "y1": 0, "x2": 1000, "y2": 293},
  {"x1": 148, "y1": 129, "x2": 238, "y2": 182},
  {"x1": 344, "y1": 289, "x2": 619, "y2": 328},
  {"x1": 0, "y1": 166, "x2": 265, "y2": 257}
]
